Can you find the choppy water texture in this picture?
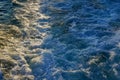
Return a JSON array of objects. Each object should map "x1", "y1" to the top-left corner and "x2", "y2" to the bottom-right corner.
[{"x1": 0, "y1": 0, "x2": 120, "y2": 80}]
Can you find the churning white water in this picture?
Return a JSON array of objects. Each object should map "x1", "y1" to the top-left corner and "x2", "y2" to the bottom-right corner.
[{"x1": 0, "y1": 0, "x2": 120, "y2": 80}]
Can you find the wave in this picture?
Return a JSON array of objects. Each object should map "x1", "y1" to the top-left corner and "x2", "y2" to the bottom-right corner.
[{"x1": 0, "y1": 0, "x2": 120, "y2": 80}]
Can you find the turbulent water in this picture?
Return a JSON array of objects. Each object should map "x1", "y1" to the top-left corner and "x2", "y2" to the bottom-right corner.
[{"x1": 0, "y1": 0, "x2": 120, "y2": 80}]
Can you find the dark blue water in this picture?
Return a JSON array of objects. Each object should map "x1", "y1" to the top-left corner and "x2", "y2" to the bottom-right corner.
[
  {"x1": 0, "y1": 0, "x2": 120, "y2": 80},
  {"x1": 31, "y1": 0, "x2": 120, "y2": 80},
  {"x1": 0, "y1": 70, "x2": 3, "y2": 80}
]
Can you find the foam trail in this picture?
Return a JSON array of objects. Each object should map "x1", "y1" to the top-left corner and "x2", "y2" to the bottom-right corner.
[{"x1": 0, "y1": 0, "x2": 120, "y2": 80}]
